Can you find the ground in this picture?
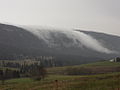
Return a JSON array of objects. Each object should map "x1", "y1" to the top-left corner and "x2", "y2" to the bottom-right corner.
[{"x1": 0, "y1": 61, "x2": 120, "y2": 90}]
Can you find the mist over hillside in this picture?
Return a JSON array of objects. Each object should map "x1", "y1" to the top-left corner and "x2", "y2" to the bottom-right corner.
[{"x1": 0, "y1": 23, "x2": 120, "y2": 65}]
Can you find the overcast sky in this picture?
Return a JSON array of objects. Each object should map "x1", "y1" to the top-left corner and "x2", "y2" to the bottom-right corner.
[{"x1": 0, "y1": 0, "x2": 120, "y2": 35}]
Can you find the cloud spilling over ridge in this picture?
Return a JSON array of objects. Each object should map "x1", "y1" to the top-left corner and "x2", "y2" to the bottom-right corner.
[{"x1": 21, "y1": 26, "x2": 117, "y2": 54}]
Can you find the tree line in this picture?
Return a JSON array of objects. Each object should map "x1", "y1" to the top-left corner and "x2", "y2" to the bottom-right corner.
[{"x1": 0, "y1": 63, "x2": 47, "y2": 85}]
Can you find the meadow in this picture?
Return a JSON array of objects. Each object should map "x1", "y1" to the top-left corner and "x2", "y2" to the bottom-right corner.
[
  {"x1": 0, "y1": 73, "x2": 120, "y2": 90},
  {"x1": 0, "y1": 61, "x2": 120, "y2": 90}
]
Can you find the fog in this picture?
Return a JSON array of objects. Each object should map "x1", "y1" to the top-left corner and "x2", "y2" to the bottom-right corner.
[{"x1": 21, "y1": 26, "x2": 116, "y2": 54}]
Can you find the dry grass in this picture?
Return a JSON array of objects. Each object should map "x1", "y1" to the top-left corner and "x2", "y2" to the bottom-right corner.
[{"x1": 0, "y1": 73, "x2": 120, "y2": 90}]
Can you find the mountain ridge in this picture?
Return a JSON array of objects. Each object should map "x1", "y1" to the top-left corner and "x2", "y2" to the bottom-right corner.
[{"x1": 0, "y1": 23, "x2": 119, "y2": 65}]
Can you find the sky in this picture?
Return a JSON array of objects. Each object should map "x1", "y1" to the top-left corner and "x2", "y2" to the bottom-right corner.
[{"x1": 0, "y1": 0, "x2": 120, "y2": 36}]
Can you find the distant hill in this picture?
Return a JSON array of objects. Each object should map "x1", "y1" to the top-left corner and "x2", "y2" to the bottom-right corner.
[{"x1": 0, "y1": 23, "x2": 120, "y2": 65}]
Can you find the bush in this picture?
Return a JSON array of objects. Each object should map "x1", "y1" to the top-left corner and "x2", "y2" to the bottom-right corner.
[
  {"x1": 0, "y1": 68, "x2": 20, "y2": 84},
  {"x1": 29, "y1": 65, "x2": 47, "y2": 81}
]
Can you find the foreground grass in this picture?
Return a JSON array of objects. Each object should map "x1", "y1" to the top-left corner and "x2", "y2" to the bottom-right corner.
[
  {"x1": 0, "y1": 73, "x2": 120, "y2": 90},
  {"x1": 1, "y1": 61, "x2": 120, "y2": 90}
]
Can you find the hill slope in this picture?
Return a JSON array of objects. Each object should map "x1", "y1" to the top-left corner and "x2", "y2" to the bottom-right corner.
[{"x1": 0, "y1": 23, "x2": 120, "y2": 65}]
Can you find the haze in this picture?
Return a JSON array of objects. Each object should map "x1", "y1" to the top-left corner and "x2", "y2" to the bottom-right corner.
[{"x1": 0, "y1": 0, "x2": 120, "y2": 36}]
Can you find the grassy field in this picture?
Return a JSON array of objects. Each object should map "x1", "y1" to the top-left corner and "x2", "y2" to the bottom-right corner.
[
  {"x1": 80, "y1": 61, "x2": 120, "y2": 67},
  {"x1": 47, "y1": 61, "x2": 120, "y2": 75},
  {"x1": 0, "y1": 73, "x2": 120, "y2": 90},
  {"x1": 1, "y1": 61, "x2": 120, "y2": 90}
]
